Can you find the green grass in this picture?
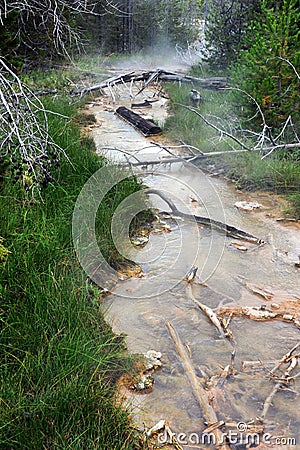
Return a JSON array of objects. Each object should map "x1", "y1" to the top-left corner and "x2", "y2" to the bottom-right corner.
[
  {"x1": 164, "y1": 81, "x2": 243, "y2": 153},
  {"x1": 163, "y1": 77, "x2": 300, "y2": 218},
  {"x1": 0, "y1": 92, "x2": 145, "y2": 448}
]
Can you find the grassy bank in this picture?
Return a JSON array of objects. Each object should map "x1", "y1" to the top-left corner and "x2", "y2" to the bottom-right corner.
[
  {"x1": 0, "y1": 84, "x2": 143, "y2": 448},
  {"x1": 164, "y1": 80, "x2": 300, "y2": 218}
]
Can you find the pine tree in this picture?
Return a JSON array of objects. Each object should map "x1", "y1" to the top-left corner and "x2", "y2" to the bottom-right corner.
[
  {"x1": 204, "y1": 0, "x2": 260, "y2": 70},
  {"x1": 231, "y1": 0, "x2": 300, "y2": 132}
]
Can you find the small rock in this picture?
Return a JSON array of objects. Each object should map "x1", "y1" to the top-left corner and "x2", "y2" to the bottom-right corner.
[
  {"x1": 143, "y1": 350, "x2": 162, "y2": 371},
  {"x1": 186, "y1": 266, "x2": 198, "y2": 282},
  {"x1": 131, "y1": 236, "x2": 149, "y2": 246},
  {"x1": 271, "y1": 303, "x2": 280, "y2": 310},
  {"x1": 146, "y1": 420, "x2": 166, "y2": 437},
  {"x1": 132, "y1": 374, "x2": 154, "y2": 392},
  {"x1": 230, "y1": 242, "x2": 248, "y2": 252},
  {"x1": 118, "y1": 274, "x2": 130, "y2": 281},
  {"x1": 283, "y1": 314, "x2": 294, "y2": 321},
  {"x1": 145, "y1": 350, "x2": 162, "y2": 360},
  {"x1": 234, "y1": 201, "x2": 262, "y2": 211}
]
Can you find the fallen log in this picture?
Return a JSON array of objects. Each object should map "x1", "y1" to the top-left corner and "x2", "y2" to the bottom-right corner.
[
  {"x1": 123, "y1": 144, "x2": 300, "y2": 167},
  {"x1": 71, "y1": 69, "x2": 228, "y2": 97},
  {"x1": 145, "y1": 189, "x2": 263, "y2": 244},
  {"x1": 159, "y1": 72, "x2": 228, "y2": 89},
  {"x1": 175, "y1": 211, "x2": 264, "y2": 244},
  {"x1": 166, "y1": 321, "x2": 231, "y2": 450},
  {"x1": 115, "y1": 106, "x2": 162, "y2": 137}
]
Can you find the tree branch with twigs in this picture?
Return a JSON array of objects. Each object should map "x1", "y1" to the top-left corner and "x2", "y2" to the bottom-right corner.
[
  {"x1": 0, "y1": 58, "x2": 69, "y2": 197},
  {"x1": 176, "y1": 84, "x2": 300, "y2": 160},
  {"x1": 0, "y1": 0, "x2": 125, "y2": 59},
  {"x1": 0, "y1": 0, "x2": 126, "y2": 197}
]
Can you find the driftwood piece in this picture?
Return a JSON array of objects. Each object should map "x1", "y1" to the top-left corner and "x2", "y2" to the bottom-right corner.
[
  {"x1": 241, "y1": 360, "x2": 279, "y2": 374},
  {"x1": 131, "y1": 99, "x2": 158, "y2": 108},
  {"x1": 237, "y1": 277, "x2": 273, "y2": 300},
  {"x1": 166, "y1": 321, "x2": 231, "y2": 450},
  {"x1": 72, "y1": 69, "x2": 228, "y2": 97},
  {"x1": 186, "y1": 284, "x2": 232, "y2": 339},
  {"x1": 115, "y1": 106, "x2": 162, "y2": 136},
  {"x1": 145, "y1": 189, "x2": 263, "y2": 244},
  {"x1": 260, "y1": 347, "x2": 299, "y2": 421},
  {"x1": 269, "y1": 342, "x2": 300, "y2": 376},
  {"x1": 218, "y1": 305, "x2": 300, "y2": 328},
  {"x1": 260, "y1": 382, "x2": 282, "y2": 421}
]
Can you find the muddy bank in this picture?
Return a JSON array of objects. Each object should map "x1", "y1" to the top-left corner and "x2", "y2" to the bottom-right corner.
[{"x1": 86, "y1": 81, "x2": 300, "y2": 449}]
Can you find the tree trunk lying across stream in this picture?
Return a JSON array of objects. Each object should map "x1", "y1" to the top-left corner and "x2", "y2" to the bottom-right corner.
[
  {"x1": 71, "y1": 69, "x2": 228, "y2": 97},
  {"x1": 115, "y1": 106, "x2": 162, "y2": 136}
]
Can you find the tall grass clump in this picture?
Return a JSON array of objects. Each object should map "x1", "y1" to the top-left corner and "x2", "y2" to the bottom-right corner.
[
  {"x1": 0, "y1": 94, "x2": 143, "y2": 449},
  {"x1": 164, "y1": 80, "x2": 245, "y2": 153}
]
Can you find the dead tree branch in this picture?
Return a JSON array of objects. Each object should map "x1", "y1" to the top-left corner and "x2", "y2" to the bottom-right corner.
[
  {"x1": 221, "y1": 86, "x2": 300, "y2": 156},
  {"x1": 186, "y1": 284, "x2": 233, "y2": 339},
  {"x1": 0, "y1": 58, "x2": 67, "y2": 196},
  {"x1": 145, "y1": 189, "x2": 263, "y2": 244},
  {"x1": 71, "y1": 69, "x2": 228, "y2": 97},
  {"x1": 166, "y1": 321, "x2": 231, "y2": 450},
  {"x1": 269, "y1": 342, "x2": 300, "y2": 377},
  {"x1": 0, "y1": 1, "x2": 124, "y2": 58},
  {"x1": 260, "y1": 343, "x2": 299, "y2": 421},
  {"x1": 177, "y1": 104, "x2": 251, "y2": 151},
  {"x1": 176, "y1": 102, "x2": 300, "y2": 160}
]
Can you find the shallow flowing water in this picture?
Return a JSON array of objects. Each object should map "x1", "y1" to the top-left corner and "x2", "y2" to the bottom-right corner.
[{"x1": 88, "y1": 84, "x2": 300, "y2": 449}]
